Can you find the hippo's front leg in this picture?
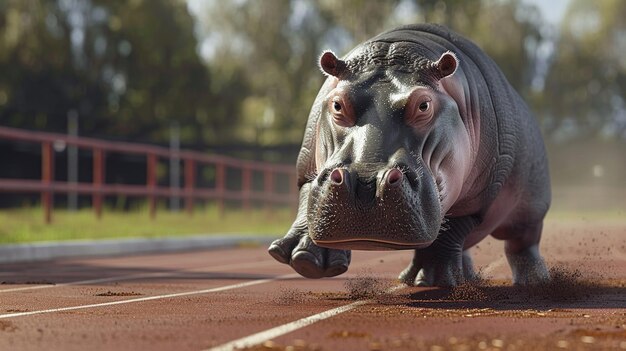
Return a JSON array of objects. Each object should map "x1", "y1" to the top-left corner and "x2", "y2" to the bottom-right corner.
[
  {"x1": 268, "y1": 183, "x2": 351, "y2": 278},
  {"x1": 399, "y1": 216, "x2": 479, "y2": 287}
]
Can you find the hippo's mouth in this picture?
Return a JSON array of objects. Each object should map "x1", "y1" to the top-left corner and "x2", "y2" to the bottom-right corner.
[
  {"x1": 307, "y1": 166, "x2": 442, "y2": 251},
  {"x1": 313, "y1": 238, "x2": 435, "y2": 251}
]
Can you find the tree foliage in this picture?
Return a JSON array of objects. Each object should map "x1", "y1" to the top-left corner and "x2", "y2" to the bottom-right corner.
[
  {"x1": 541, "y1": 0, "x2": 626, "y2": 140},
  {"x1": 0, "y1": 0, "x2": 624, "y2": 160},
  {"x1": 0, "y1": 0, "x2": 246, "y2": 147}
]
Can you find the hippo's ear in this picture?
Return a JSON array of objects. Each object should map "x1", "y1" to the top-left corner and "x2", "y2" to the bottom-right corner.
[
  {"x1": 319, "y1": 50, "x2": 347, "y2": 77},
  {"x1": 433, "y1": 51, "x2": 459, "y2": 79}
]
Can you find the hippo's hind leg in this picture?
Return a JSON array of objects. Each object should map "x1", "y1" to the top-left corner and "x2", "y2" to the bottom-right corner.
[
  {"x1": 268, "y1": 183, "x2": 351, "y2": 279},
  {"x1": 462, "y1": 249, "x2": 479, "y2": 281},
  {"x1": 399, "y1": 216, "x2": 479, "y2": 287},
  {"x1": 399, "y1": 248, "x2": 477, "y2": 287},
  {"x1": 502, "y1": 222, "x2": 550, "y2": 285}
]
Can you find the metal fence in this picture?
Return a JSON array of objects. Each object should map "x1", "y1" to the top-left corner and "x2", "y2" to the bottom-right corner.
[{"x1": 0, "y1": 126, "x2": 298, "y2": 223}]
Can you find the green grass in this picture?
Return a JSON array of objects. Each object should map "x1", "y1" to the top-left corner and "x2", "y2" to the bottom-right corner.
[
  {"x1": 0, "y1": 206, "x2": 293, "y2": 244},
  {"x1": 1, "y1": 205, "x2": 623, "y2": 245}
]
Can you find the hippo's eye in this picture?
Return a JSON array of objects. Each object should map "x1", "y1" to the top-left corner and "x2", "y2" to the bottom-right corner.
[
  {"x1": 418, "y1": 101, "x2": 430, "y2": 112},
  {"x1": 328, "y1": 94, "x2": 355, "y2": 127},
  {"x1": 405, "y1": 90, "x2": 434, "y2": 128}
]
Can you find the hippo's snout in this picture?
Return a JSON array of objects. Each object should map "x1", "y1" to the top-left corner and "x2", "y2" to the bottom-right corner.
[
  {"x1": 327, "y1": 167, "x2": 404, "y2": 206},
  {"x1": 308, "y1": 165, "x2": 441, "y2": 250}
]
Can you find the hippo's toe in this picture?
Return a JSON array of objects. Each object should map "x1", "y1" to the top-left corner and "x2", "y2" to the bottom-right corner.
[
  {"x1": 398, "y1": 255, "x2": 423, "y2": 286},
  {"x1": 269, "y1": 228, "x2": 351, "y2": 279},
  {"x1": 291, "y1": 250, "x2": 325, "y2": 279},
  {"x1": 268, "y1": 238, "x2": 296, "y2": 264},
  {"x1": 290, "y1": 237, "x2": 351, "y2": 278},
  {"x1": 325, "y1": 249, "x2": 351, "y2": 277},
  {"x1": 412, "y1": 262, "x2": 464, "y2": 287}
]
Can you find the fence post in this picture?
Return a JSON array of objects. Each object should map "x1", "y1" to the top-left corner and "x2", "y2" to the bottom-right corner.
[
  {"x1": 41, "y1": 142, "x2": 54, "y2": 224},
  {"x1": 147, "y1": 153, "x2": 157, "y2": 219},
  {"x1": 215, "y1": 162, "x2": 225, "y2": 217},
  {"x1": 93, "y1": 148, "x2": 105, "y2": 219},
  {"x1": 263, "y1": 169, "x2": 274, "y2": 214},
  {"x1": 184, "y1": 158, "x2": 195, "y2": 216},
  {"x1": 242, "y1": 166, "x2": 252, "y2": 211}
]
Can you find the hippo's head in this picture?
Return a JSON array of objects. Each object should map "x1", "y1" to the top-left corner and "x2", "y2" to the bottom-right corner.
[{"x1": 304, "y1": 41, "x2": 473, "y2": 251}]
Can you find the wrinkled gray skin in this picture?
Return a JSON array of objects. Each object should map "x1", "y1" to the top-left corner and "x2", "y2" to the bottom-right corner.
[{"x1": 268, "y1": 24, "x2": 551, "y2": 287}]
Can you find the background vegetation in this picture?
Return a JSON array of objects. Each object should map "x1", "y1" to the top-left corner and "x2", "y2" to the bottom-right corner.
[
  {"x1": 2, "y1": 1, "x2": 624, "y2": 155},
  {"x1": 0, "y1": 0, "x2": 624, "y2": 241},
  {"x1": 0, "y1": 206, "x2": 293, "y2": 243}
]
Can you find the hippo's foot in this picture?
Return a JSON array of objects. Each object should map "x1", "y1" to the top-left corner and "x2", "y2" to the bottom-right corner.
[
  {"x1": 268, "y1": 225, "x2": 351, "y2": 279},
  {"x1": 506, "y1": 244, "x2": 550, "y2": 285},
  {"x1": 400, "y1": 216, "x2": 479, "y2": 287},
  {"x1": 399, "y1": 248, "x2": 476, "y2": 287}
]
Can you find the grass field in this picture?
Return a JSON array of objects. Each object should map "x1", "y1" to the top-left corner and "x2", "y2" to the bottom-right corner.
[
  {"x1": 0, "y1": 206, "x2": 294, "y2": 244},
  {"x1": 0, "y1": 203, "x2": 623, "y2": 244}
]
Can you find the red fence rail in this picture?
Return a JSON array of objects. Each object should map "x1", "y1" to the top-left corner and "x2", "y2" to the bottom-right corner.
[{"x1": 0, "y1": 126, "x2": 298, "y2": 223}]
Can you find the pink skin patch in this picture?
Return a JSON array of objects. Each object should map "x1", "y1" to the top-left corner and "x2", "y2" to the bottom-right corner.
[
  {"x1": 314, "y1": 77, "x2": 340, "y2": 173},
  {"x1": 330, "y1": 168, "x2": 343, "y2": 184},
  {"x1": 386, "y1": 168, "x2": 403, "y2": 186},
  {"x1": 435, "y1": 70, "x2": 483, "y2": 218},
  {"x1": 435, "y1": 128, "x2": 472, "y2": 216},
  {"x1": 464, "y1": 180, "x2": 520, "y2": 249},
  {"x1": 438, "y1": 71, "x2": 481, "y2": 162},
  {"x1": 405, "y1": 84, "x2": 475, "y2": 218}
]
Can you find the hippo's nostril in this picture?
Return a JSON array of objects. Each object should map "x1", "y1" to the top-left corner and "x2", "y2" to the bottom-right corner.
[
  {"x1": 330, "y1": 169, "x2": 344, "y2": 184},
  {"x1": 387, "y1": 168, "x2": 403, "y2": 186}
]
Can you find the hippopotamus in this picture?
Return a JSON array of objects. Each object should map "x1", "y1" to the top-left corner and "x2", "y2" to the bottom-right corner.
[{"x1": 268, "y1": 24, "x2": 551, "y2": 287}]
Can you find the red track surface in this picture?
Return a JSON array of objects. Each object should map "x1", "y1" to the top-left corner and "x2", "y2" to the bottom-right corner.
[{"x1": 0, "y1": 220, "x2": 625, "y2": 351}]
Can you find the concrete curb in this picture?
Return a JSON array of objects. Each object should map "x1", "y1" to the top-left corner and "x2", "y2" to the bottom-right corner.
[{"x1": 0, "y1": 235, "x2": 277, "y2": 264}]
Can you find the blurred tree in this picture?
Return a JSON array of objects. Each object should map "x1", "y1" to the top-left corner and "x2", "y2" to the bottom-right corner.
[
  {"x1": 0, "y1": 0, "x2": 246, "y2": 147},
  {"x1": 195, "y1": 0, "x2": 320, "y2": 148},
  {"x1": 1, "y1": 0, "x2": 624, "y2": 161},
  {"x1": 541, "y1": 0, "x2": 626, "y2": 141},
  {"x1": 409, "y1": 0, "x2": 544, "y2": 99},
  {"x1": 90, "y1": 0, "x2": 247, "y2": 146},
  {"x1": 317, "y1": 0, "x2": 401, "y2": 44},
  {"x1": 193, "y1": 0, "x2": 400, "y2": 150},
  {"x1": 192, "y1": 0, "x2": 551, "y2": 151},
  {"x1": 0, "y1": 0, "x2": 102, "y2": 133}
]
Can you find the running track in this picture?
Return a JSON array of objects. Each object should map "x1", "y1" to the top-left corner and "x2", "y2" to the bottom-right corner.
[{"x1": 1, "y1": 220, "x2": 625, "y2": 350}]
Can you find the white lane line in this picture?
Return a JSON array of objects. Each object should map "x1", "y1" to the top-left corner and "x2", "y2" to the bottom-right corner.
[
  {"x1": 0, "y1": 248, "x2": 407, "y2": 293},
  {"x1": 0, "y1": 260, "x2": 277, "y2": 293},
  {"x1": 0, "y1": 273, "x2": 299, "y2": 319},
  {"x1": 206, "y1": 285, "x2": 405, "y2": 351},
  {"x1": 209, "y1": 301, "x2": 369, "y2": 351},
  {"x1": 0, "y1": 252, "x2": 406, "y2": 321}
]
